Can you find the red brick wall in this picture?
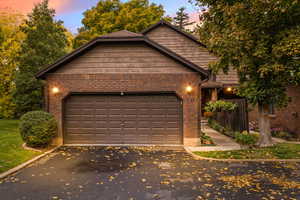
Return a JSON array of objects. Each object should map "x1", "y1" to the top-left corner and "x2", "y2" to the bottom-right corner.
[
  {"x1": 46, "y1": 73, "x2": 202, "y2": 146},
  {"x1": 249, "y1": 86, "x2": 300, "y2": 137}
]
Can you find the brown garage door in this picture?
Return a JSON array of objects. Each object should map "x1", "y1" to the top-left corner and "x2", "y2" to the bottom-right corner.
[{"x1": 64, "y1": 94, "x2": 183, "y2": 145}]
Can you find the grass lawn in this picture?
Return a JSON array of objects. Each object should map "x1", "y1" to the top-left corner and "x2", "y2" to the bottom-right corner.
[
  {"x1": 195, "y1": 143, "x2": 300, "y2": 159},
  {"x1": 0, "y1": 120, "x2": 41, "y2": 173}
]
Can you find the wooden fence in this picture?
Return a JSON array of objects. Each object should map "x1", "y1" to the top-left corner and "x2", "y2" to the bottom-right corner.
[{"x1": 214, "y1": 99, "x2": 249, "y2": 132}]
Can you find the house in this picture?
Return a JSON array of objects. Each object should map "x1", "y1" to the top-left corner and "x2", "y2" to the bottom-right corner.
[
  {"x1": 249, "y1": 87, "x2": 300, "y2": 137},
  {"x1": 35, "y1": 20, "x2": 245, "y2": 146}
]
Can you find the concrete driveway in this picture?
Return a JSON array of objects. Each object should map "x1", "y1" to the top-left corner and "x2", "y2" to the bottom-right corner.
[{"x1": 0, "y1": 147, "x2": 300, "y2": 200}]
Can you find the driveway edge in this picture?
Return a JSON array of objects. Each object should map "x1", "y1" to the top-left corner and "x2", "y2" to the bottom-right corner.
[
  {"x1": 184, "y1": 147, "x2": 300, "y2": 163},
  {"x1": 0, "y1": 146, "x2": 61, "y2": 180}
]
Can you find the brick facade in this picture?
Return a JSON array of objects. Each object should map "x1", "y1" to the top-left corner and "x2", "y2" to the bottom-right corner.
[
  {"x1": 249, "y1": 86, "x2": 300, "y2": 137},
  {"x1": 46, "y1": 73, "x2": 202, "y2": 146}
]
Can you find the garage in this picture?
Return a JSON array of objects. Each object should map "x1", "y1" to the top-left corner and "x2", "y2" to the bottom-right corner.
[
  {"x1": 64, "y1": 93, "x2": 183, "y2": 145},
  {"x1": 36, "y1": 31, "x2": 208, "y2": 146}
]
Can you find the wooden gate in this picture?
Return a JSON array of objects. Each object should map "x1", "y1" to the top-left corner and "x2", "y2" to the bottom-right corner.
[{"x1": 215, "y1": 99, "x2": 249, "y2": 132}]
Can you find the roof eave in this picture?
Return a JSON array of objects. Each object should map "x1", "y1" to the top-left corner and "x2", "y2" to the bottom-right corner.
[{"x1": 36, "y1": 36, "x2": 209, "y2": 79}]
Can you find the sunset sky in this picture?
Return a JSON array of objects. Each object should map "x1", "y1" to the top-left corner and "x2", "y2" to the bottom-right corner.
[{"x1": 0, "y1": 0, "x2": 200, "y2": 33}]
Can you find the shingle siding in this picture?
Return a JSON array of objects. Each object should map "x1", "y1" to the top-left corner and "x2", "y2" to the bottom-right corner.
[
  {"x1": 55, "y1": 43, "x2": 194, "y2": 74},
  {"x1": 145, "y1": 25, "x2": 239, "y2": 84}
]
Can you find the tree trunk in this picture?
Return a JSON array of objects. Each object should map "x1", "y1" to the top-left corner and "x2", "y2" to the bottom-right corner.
[{"x1": 257, "y1": 103, "x2": 273, "y2": 147}]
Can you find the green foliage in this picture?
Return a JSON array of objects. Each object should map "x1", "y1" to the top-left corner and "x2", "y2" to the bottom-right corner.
[
  {"x1": 208, "y1": 119, "x2": 260, "y2": 147},
  {"x1": 73, "y1": 0, "x2": 165, "y2": 48},
  {"x1": 235, "y1": 131, "x2": 259, "y2": 148},
  {"x1": 173, "y1": 7, "x2": 195, "y2": 31},
  {"x1": 19, "y1": 111, "x2": 57, "y2": 147},
  {"x1": 13, "y1": 0, "x2": 69, "y2": 117},
  {"x1": 195, "y1": 143, "x2": 300, "y2": 159},
  {"x1": 193, "y1": 0, "x2": 300, "y2": 108},
  {"x1": 272, "y1": 131, "x2": 296, "y2": 141},
  {"x1": 201, "y1": 134, "x2": 215, "y2": 146},
  {"x1": 0, "y1": 11, "x2": 25, "y2": 119},
  {"x1": 204, "y1": 100, "x2": 237, "y2": 113},
  {"x1": 208, "y1": 118, "x2": 235, "y2": 137},
  {"x1": 0, "y1": 120, "x2": 41, "y2": 173},
  {"x1": 192, "y1": 0, "x2": 300, "y2": 146}
]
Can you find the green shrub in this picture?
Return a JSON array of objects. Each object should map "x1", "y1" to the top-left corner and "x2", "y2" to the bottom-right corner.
[
  {"x1": 208, "y1": 119, "x2": 234, "y2": 138},
  {"x1": 235, "y1": 131, "x2": 259, "y2": 148},
  {"x1": 272, "y1": 131, "x2": 294, "y2": 141},
  {"x1": 201, "y1": 134, "x2": 214, "y2": 145},
  {"x1": 20, "y1": 111, "x2": 57, "y2": 147},
  {"x1": 204, "y1": 100, "x2": 237, "y2": 113}
]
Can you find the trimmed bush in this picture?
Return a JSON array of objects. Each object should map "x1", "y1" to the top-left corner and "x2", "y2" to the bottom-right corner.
[
  {"x1": 20, "y1": 111, "x2": 57, "y2": 147},
  {"x1": 235, "y1": 131, "x2": 259, "y2": 148}
]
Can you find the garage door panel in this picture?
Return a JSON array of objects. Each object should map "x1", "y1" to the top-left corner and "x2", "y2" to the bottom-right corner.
[
  {"x1": 95, "y1": 115, "x2": 107, "y2": 120},
  {"x1": 64, "y1": 94, "x2": 182, "y2": 145},
  {"x1": 95, "y1": 122, "x2": 108, "y2": 128},
  {"x1": 65, "y1": 115, "x2": 94, "y2": 121},
  {"x1": 167, "y1": 122, "x2": 180, "y2": 128},
  {"x1": 137, "y1": 122, "x2": 152, "y2": 128},
  {"x1": 66, "y1": 121, "x2": 95, "y2": 128},
  {"x1": 123, "y1": 122, "x2": 137, "y2": 128}
]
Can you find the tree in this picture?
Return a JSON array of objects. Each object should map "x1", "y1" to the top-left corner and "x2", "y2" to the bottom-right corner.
[
  {"x1": 0, "y1": 12, "x2": 25, "y2": 118},
  {"x1": 13, "y1": 0, "x2": 69, "y2": 117},
  {"x1": 173, "y1": 7, "x2": 195, "y2": 31},
  {"x1": 73, "y1": 0, "x2": 165, "y2": 48},
  {"x1": 192, "y1": 0, "x2": 300, "y2": 146}
]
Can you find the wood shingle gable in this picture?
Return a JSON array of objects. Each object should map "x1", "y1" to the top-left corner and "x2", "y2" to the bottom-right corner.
[
  {"x1": 143, "y1": 20, "x2": 239, "y2": 85},
  {"x1": 36, "y1": 33, "x2": 209, "y2": 79}
]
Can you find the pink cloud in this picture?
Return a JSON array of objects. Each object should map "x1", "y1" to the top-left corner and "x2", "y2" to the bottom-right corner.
[
  {"x1": 0, "y1": 0, "x2": 93, "y2": 14},
  {"x1": 189, "y1": 12, "x2": 201, "y2": 24}
]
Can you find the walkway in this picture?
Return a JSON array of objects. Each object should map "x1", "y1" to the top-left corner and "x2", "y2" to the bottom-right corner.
[{"x1": 188, "y1": 126, "x2": 241, "y2": 152}]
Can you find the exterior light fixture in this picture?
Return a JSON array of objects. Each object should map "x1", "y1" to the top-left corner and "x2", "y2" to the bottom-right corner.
[
  {"x1": 186, "y1": 85, "x2": 193, "y2": 93},
  {"x1": 226, "y1": 87, "x2": 233, "y2": 92},
  {"x1": 52, "y1": 87, "x2": 60, "y2": 94}
]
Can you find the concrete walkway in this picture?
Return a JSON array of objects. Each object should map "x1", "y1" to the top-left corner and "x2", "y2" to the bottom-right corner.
[
  {"x1": 188, "y1": 126, "x2": 241, "y2": 152},
  {"x1": 188, "y1": 127, "x2": 300, "y2": 152},
  {"x1": 272, "y1": 137, "x2": 300, "y2": 144}
]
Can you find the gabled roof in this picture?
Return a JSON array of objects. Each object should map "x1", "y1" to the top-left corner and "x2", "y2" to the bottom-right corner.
[
  {"x1": 101, "y1": 30, "x2": 143, "y2": 38},
  {"x1": 36, "y1": 33, "x2": 209, "y2": 79},
  {"x1": 141, "y1": 20, "x2": 207, "y2": 48}
]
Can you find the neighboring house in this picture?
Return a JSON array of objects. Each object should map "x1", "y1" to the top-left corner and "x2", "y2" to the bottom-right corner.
[
  {"x1": 249, "y1": 87, "x2": 300, "y2": 137},
  {"x1": 36, "y1": 20, "x2": 296, "y2": 146}
]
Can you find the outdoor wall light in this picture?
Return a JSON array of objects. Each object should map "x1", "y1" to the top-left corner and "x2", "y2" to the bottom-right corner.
[
  {"x1": 52, "y1": 87, "x2": 60, "y2": 94},
  {"x1": 186, "y1": 85, "x2": 193, "y2": 93},
  {"x1": 226, "y1": 87, "x2": 233, "y2": 92}
]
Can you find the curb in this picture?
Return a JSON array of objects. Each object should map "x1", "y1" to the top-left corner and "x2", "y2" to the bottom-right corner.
[
  {"x1": 0, "y1": 146, "x2": 61, "y2": 180},
  {"x1": 22, "y1": 143, "x2": 43, "y2": 152},
  {"x1": 184, "y1": 147, "x2": 300, "y2": 163}
]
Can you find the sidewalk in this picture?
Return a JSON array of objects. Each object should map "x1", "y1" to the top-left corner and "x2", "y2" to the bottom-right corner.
[
  {"x1": 272, "y1": 137, "x2": 300, "y2": 144},
  {"x1": 188, "y1": 126, "x2": 300, "y2": 152},
  {"x1": 188, "y1": 126, "x2": 241, "y2": 152}
]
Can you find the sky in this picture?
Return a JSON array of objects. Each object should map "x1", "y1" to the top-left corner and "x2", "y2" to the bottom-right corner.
[{"x1": 0, "y1": 0, "x2": 200, "y2": 33}]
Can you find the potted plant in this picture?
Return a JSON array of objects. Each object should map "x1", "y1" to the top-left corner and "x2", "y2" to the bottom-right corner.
[{"x1": 204, "y1": 100, "x2": 237, "y2": 118}]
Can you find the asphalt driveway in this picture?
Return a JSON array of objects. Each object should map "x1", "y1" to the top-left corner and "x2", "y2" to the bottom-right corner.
[{"x1": 0, "y1": 147, "x2": 300, "y2": 200}]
